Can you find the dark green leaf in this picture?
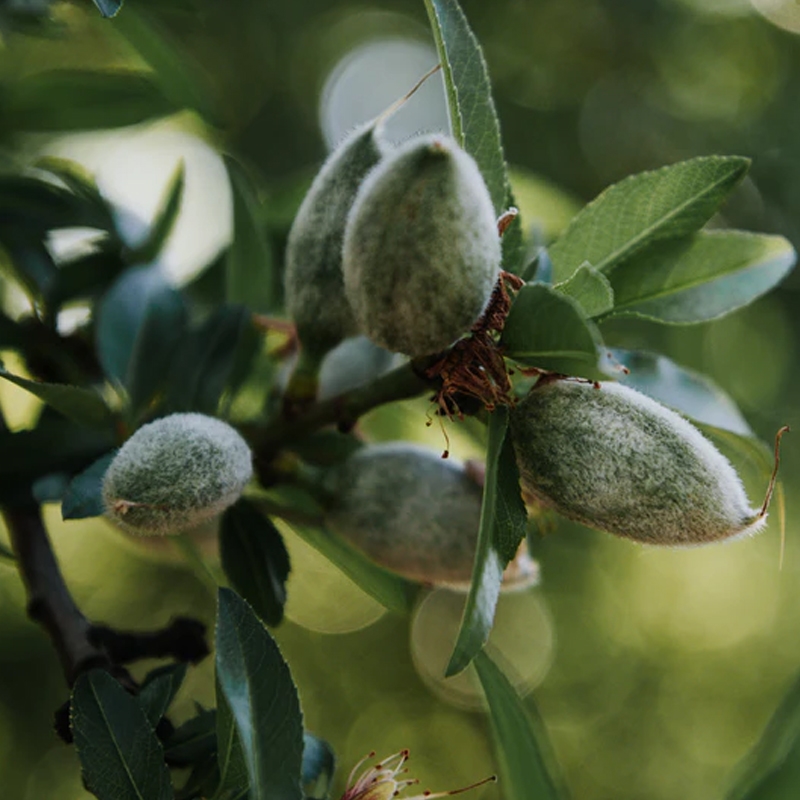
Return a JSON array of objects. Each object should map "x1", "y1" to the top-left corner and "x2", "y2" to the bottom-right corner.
[
  {"x1": 1, "y1": 236, "x2": 58, "y2": 301},
  {"x1": 474, "y1": 650, "x2": 566, "y2": 800},
  {"x1": 176, "y1": 754, "x2": 220, "y2": 800},
  {"x1": 215, "y1": 588, "x2": 304, "y2": 800},
  {"x1": 95, "y1": 265, "x2": 180, "y2": 385},
  {"x1": 165, "y1": 708, "x2": 217, "y2": 764},
  {"x1": 446, "y1": 407, "x2": 512, "y2": 677},
  {"x1": 62, "y1": 451, "x2": 115, "y2": 520},
  {"x1": 725, "y1": 672, "x2": 800, "y2": 800},
  {"x1": 112, "y1": 8, "x2": 217, "y2": 122},
  {"x1": 501, "y1": 283, "x2": 605, "y2": 379},
  {"x1": 555, "y1": 263, "x2": 614, "y2": 317},
  {"x1": 611, "y1": 349, "x2": 752, "y2": 436},
  {"x1": 220, "y1": 500, "x2": 291, "y2": 627},
  {"x1": 0, "y1": 418, "x2": 115, "y2": 506},
  {"x1": 138, "y1": 663, "x2": 187, "y2": 729},
  {"x1": 287, "y1": 430, "x2": 363, "y2": 468},
  {"x1": 48, "y1": 248, "x2": 127, "y2": 309},
  {"x1": 164, "y1": 306, "x2": 251, "y2": 415},
  {"x1": 423, "y1": 0, "x2": 509, "y2": 215},
  {"x1": 225, "y1": 157, "x2": 275, "y2": 313},
  {"x1": 302, "y1": 734, "x2": 335, "y2": 800},
  {"x1": 493, "y1": 428, "x2": 528, "y2": 563},
  {"x1": 286, "y1": 521, "x2": 417, "y2": 614},
  {"x1": 0, "y1": 367, "x2": 113, "y2": 429},
  {"x1": 6, "y1": 71, "x2": 175, "y2": 132},
  {"x1": 0, "y1": 312, "x2": 28, "y2": 349},
  {"x1": 607, "y1": 231, "x2": 796, "y2": 324},
  {"x1": 549, "y1": 156, "x2": 750, "y2": 282},
  {"x1": 93, "y1": 0, "x2": 124, "y2": 18},
  {"x1": 125, "y1": 275, "x2": 188, "y2": 420},
  {"x1": 216, "y1": 685, "x2": 250, "y2": 800},
  {"x1": 71, "y1": 669, "x2": 172, "y2": 800},
  {"x1": 128, "y1": 163, "x2": 185, "y2": 267}
]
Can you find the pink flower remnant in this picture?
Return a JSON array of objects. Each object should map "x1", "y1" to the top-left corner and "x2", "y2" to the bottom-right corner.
[{"x1": 340, "y1": 750, "x2": 497, "y2": 800}]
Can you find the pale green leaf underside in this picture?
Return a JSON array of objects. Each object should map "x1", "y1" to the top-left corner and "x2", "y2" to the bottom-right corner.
[
  {"x1": 549, "y1": 155, "x2": 750, "y2": 282},
  {"x1": 607, "y1": 230, "x2": 796, "y2": 323},
  {"x1": 424, "y1": 0, "x2": 508, "y2": 215},
  {"x1": 475, "y1": 651, "x2": 567, "y2": 800},
  {"x1": 612, "y1": 349, "x2": 752, "y2": 436}
]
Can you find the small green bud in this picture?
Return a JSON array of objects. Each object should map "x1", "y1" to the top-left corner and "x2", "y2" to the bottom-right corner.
[
  {"x1": 510, "y1": 380, "x2": 764, "y2": 545},
  {"x1": 284, "y1": 123, "x2": 386, "y2": 361},
  {"x1": 322, "y1": 442, "x2": 483, "y2": 584},
  {"x1": 343, "y1": 134, "x2": 501, "y2": 356},
  {"x1": 103, "y1": 413, "x2": 253, "y2": 535}
]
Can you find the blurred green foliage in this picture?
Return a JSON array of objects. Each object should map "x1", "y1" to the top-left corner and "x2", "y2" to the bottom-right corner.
[{"x1": 1, "y1": 1, "x2": 800, "y2": 799}]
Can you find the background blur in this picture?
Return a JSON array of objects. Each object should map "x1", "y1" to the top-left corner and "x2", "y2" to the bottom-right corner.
[{"x1": 2, "y1": 0, "x2": 800, "y2": 798}]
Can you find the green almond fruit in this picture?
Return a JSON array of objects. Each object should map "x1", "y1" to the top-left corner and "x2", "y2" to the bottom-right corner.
[
  {"x1": 509, "y1": 379, "x2": 765, "y2": 545},
  {"x1": 103, "y1": 413, "x2": 252, "y2": 535},
  {"x1": 343, "y1": 134, "x2": 501, "y2": 357},
  {"x1": 322, "y1": 442, "x2": 483, "y2": 584},
  {"x1": 284, "y1": 123, "x2": 386, "y2": 362}
]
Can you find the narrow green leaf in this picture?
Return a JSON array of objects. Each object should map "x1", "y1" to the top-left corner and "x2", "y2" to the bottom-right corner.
[
  {"x1": 423, "y1": 0, "x2": 509, "y2": 214},
  {"x1": 302, "y1": 734, "x2": 335, "y2": 800},
  {"x1": 93, "y1": 0, "x2": 124, "y2": 18},
  {"x1": 0, "y1": 173, "x2": 109, "y2": 231},
  {"x1": 215, "y1": 588, "x2": 304, "y2": 800},
  {"x1": 95, "y1": 265, "x2": 182, "y2": 386},
  {"x1": 0, "y1": 312, "x2": 28, "y2": 350},
  {"x1": 215, "y1": 686, "x2": 250, "y2": 800},
  {"x1": 0, "y1": 368, "x2": 113, "y2": 429},
  {"x1": 36, "y1": 157, "x2": 117, "y2": 233},
  {"x1": 446, "y1": 407, "x2": 513, "y2": 677},
  {"x1": 611, "y1": 349, "x2": 752, "y2": 436},
  {"x1": 220, "y1": 500, "x2": 291, "y2": 627},
  {"x1": 165, "y1": 708, "x2": 217, "y2": 765},
  {"x1": 71, "y1": 669, "x2": 173, "y2": 800},
  {"x1": 493, "y1": 428, "x2": 528, "y2": 563},
  {"x1": 128, "y1": 162, "x2": 185, "y2": 266},
  {"x1": 555, "y1": 263, "x2": 614, "y2": 317},
  {"x1": 287, "y1": 521, "x2": 417, "y2": 614},
  {"x1": 549, "y1": 156, "x2": 750, "y2": 282},
  {"x1": 607, "y1": 231, "x2": 796, "y2": 324},
  {"x1": 501, "y1": 283, "x2": 605, "y2": 379},
  {"x1": 7, "y1": 70, "x2": 176, "y2": 132},
  {"x1": 61, "y1": 451, "x2": 115, "y2": 520},
  {"x1": 138, "y1": 663, "x2": 188, "y2": 729},
  {"x1": 725, "y1": 672, "x2": 800, "y2": 800},
  {"x1": 225, "y1": 157, "x2": 275, "y2": 313},
  {"x1": 474, "y1": 650, "x2": 567, "y2": 800},
  {"x1": 112, "y1": 8, "x2": 217, "y2": 122}
]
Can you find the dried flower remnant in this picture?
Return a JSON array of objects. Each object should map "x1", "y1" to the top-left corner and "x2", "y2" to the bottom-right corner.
[{"x1": 340, "y1": 750, "x2": 496, "y2": 800}]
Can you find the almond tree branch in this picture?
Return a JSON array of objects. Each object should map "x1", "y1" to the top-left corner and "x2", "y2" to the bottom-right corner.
[{"x1": 250, "y1": 356, "x2": 436, "y2": 462}]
